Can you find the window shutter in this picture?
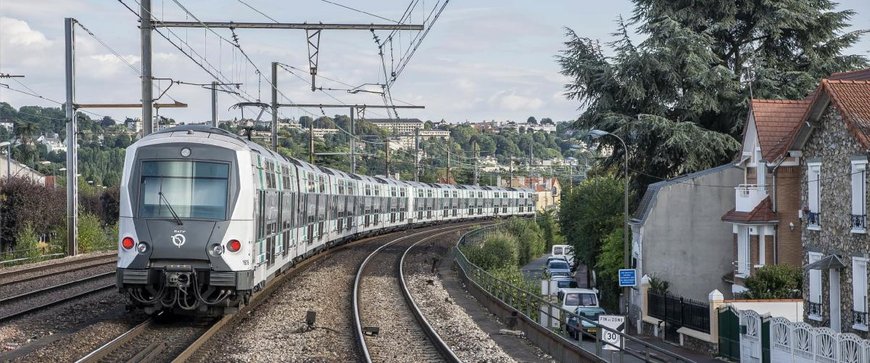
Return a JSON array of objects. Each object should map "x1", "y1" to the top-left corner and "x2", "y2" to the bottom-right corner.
[
  {"x1": 852, "y1": 162, "x2": 866, "y2": 216},
  {"x1": 854, "y1": 258, "x2": 868, "y2": 313},
  {"x1": 808, "y1": 164, "x2": 820, "y2": 213},
  {"x1": 809, "y1": 252, "x2": 822, "y2": 304}
]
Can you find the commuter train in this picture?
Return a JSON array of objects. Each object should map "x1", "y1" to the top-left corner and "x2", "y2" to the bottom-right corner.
[{"x1": 116, "y1": 125, "x2": 535, "y2": 315}]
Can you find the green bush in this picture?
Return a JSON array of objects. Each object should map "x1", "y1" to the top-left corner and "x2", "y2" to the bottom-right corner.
[
  {"x1": 505, "y1": 217, "x2": 545, "y2": 266},
  {"x1": 15, "y1": 223, "x2": 42, "y2": 259},
  {"x1": 462, "y1": 231, "x2": 518, "y2": 271},
  {"x1": 78, "y1": 212, "x2": 113, "y2": 253},
  {"x1": 744, "y1": 264, "x2": 803, "y2": 299}
]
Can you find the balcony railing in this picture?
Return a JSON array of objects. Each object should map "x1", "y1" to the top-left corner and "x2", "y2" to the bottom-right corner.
[
  {"x1": 854, "y1": 310, "x2": 869, "y2": 327},
  {"x1": 807, "y1": 212, "x2": 820, "y2": 229},
  {"x1": 735, "y1": 184, "x2": 768, "y2": 212},
  {"x1": 808, "y1": 302, "x2": 824, "y2": 317},
  {"x1": 852, "y1": 214, "x2": 866, "y2": 232}
]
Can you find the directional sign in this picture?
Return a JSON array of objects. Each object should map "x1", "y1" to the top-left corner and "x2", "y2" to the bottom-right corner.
[
  {"x1": 618, "y1": 269, "x2": 637, "y2": 287},
  {"x1": 598, "y1": 315, "x2": 625, "y2": 351}
]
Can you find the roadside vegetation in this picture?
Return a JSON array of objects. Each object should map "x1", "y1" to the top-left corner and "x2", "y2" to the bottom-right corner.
[{"x1": 0, "y1": 176, "x2": 118, "y2": 261}]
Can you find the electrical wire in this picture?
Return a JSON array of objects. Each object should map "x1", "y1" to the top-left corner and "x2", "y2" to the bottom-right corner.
[{"x1": 319, "y1": 0, "x2": 399, "y2": 23}]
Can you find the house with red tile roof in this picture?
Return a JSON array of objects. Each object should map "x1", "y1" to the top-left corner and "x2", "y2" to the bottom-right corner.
[
  {"x1": 789, "y1": 77, "x2": 870, "y2": 335},
  {"x1": 721, "y1": 98, "x2": 809, "y2": 294}
]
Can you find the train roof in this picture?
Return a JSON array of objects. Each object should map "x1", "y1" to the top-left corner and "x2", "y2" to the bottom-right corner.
[{"x1": 146, "y1": 126, "x2": 535, "y2": 193}]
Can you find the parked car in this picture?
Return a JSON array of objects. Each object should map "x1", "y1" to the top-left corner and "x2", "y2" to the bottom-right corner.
[
  {"x1": 567, "y1": 306, "x2": 607, "y2": 340},
  {"x1": 557, "y1": 287, "x2": 599, "y2": 312},
  {"x1": 546, "y1": 259, "x2": 572, "y2": 278},
  {"x1": 551, "y1": 277, "x2": 578, "y2": 290},
  {"x1": 551, "y1": 244, "x2": 575, "y2": 267}
]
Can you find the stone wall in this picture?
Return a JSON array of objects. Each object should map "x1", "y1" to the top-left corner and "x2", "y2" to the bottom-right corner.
[{"x1": 801, "y1": 105, "x2": 870, "y2": 338}]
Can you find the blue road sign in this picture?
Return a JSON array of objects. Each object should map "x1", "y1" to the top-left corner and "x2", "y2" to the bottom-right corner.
[{"x1": 618, "y1": 269, "x2": 637, "y2": 287}]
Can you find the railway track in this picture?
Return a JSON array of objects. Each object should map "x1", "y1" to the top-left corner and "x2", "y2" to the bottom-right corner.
[
  {"x1": 353, "y1": 227, "x2": 463, "y2": 363},
  {"x1": 0, "y1": 271, "x2": 116, "y2": 323},
  {"x1": 173, "y1": 225, "x2": 476, "y2": 362},
  {"x1": 74, "y1": 316, "x2": 217, "y2": 363},
  {"x1": 0, "y1": 253, "x2": 115, "y2": 284}
]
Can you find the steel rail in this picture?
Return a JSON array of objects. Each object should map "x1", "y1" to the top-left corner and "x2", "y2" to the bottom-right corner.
[
  {"x1": 399, "y1": 233, "x2": 462, "y2": 362},
  {"x1": 353, "y1": 224, "x2": 472, "y2": 363},
  {"x1": 0, "y1": 253, "x2": 115, "y2": 281},
  {"x1": 0, "y1": 284, "x2": 115, "y2": 323},
  {"x1": 173, "y1": 224, "x2": 469, "y2": 362},
  {"x1": 0, "y1": 271, "x2": 115, "y2": 305},
  {"x1": 1, "y1": 259, "x2": 116, "y2": 286}
]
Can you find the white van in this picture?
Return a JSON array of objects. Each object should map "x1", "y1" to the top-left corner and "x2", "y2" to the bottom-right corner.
[
  {"x1": 557, "y1": 288, "x2": 599, "y2": 310},
  {"x1": 551, "y1": 244, "x2": 575, "y2": 267}
]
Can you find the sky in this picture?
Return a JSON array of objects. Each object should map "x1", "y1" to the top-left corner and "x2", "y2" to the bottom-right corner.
[{"x1": 1, "y1": 0, "x2": 869, "y2": 125}]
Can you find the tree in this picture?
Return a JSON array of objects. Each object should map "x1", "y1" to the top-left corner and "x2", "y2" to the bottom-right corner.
[
  {"x1": 559, "y1": 175, "x2": 624, "y2": 277},
  {"x1": 541, "y1": 117, "x2": 554, "y2": 125},
  {"x1": 595, "y1": 228, "x2": 624, "y2": 310},
  {"x1": 558, "y1": 1, "x2": 867, "y2": 199},
  {"x1": 527, "y1": 116, "x2": 538, "y2": 125},
  {"x1": 100, "y1": 116, "x2": 116, "y2": 127}
]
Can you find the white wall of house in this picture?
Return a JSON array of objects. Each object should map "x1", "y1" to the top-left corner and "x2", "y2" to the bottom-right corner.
[{"x1": 631, "y1": 165, "x2": 742, "y2": 307}]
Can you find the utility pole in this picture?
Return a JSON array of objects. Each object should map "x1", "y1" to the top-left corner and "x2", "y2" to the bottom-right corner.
[
  {"x1": 350, "y1": 106, "x2": 355, "y2": 173},
  {"x1": 385, "y1": 141, "x2": 390, "y2": 177},
  {"x1": 308, "y1": 122, "x2": 314, "y2": 164},
  {"x1": 414, "y1": 128, "x2": 420, "y2": 182},
  {"x1": 64, "y1": 17, "x2": 79, "y2": 256},
  {"x1": 271, "y1": 62, "x2": 278, "y2": 150},
  {"x1": 473, "y1": 141, "x2": 479, "y2": 186},
  {"x1": 509, "y1": 158, "x2": 513, "y2": 188},
  {"x1": 211, "y1": 80, "x2": 218, "y2": 127},
  {"x1": 446, "y1": 144, "x2": 451, "y2": 184},
  {"x1": 140, "y1": 0, "x2": 153, "y2": 136}
]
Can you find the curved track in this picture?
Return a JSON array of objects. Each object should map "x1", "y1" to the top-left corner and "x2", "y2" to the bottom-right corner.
[{"x1": 353, "y1": 227, "x2": 465, "y2": 363}]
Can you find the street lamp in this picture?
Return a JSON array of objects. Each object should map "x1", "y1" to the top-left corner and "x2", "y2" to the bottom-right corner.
[
  {"x1": 0, "y1": 141, "x2": 11, "y2": 180},
  {"x1": 587, "y1": 129, "x2": 630, "y2": 315}
]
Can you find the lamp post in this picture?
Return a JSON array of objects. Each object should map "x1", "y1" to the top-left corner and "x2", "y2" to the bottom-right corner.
[
  {"x1": 587, "y1": 129, "x2": 630, "y2": 315},
  {"x1": 0, "y1": 141, "x2": 11, "y2": 180}
]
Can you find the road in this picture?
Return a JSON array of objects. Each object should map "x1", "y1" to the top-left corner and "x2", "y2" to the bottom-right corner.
[{"x1": 521, "y1": 254, "x2": 720, "y2": 362}]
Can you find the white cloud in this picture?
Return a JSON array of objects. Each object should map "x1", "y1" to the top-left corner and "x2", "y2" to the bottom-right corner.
[
  {"x1": 488, "y1": 90, "x2": 544, "y2": 112},
  {"x1": 0, "y1": 17, "x2": 52, "y2": 48}
]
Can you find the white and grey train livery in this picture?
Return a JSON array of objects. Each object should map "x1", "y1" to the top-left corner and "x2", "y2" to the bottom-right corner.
[{"x1": 116, "y1": 126, "x2": 535, "y2": 315}]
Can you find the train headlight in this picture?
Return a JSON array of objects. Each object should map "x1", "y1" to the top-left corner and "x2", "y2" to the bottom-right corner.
[
  {"x1": 122, "y1": 236, "x2": 135, "y2": 250},
  {"x1": 137, "y1": 242, "x2": 149, "y2": 253},
  {"x1": 211, "y1": 243, "x2": 224, "y2": 256},
  {"x1": 227, "y1": 239, "x2": 241, "y2": 253},
  {"x1": 180, "y1": 147, "x2": 191, "y2": 157}
]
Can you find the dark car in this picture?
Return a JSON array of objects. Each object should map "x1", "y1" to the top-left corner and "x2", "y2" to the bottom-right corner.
[{"x1": 566, "y1": 306, "x2": 607, "y2": 340}]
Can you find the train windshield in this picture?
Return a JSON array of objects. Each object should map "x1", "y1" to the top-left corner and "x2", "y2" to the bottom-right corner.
[{"x1": 139, "y1": 161, "x2": 229, "y2": 220}]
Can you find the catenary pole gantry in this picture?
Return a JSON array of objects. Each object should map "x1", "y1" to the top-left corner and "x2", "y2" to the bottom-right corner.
[{"x1": 139, "y1": 0, "x2": 424, "y2": 136}]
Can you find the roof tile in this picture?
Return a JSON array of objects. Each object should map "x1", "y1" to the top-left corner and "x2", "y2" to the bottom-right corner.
[
  {"x1": 821, "y1": 79, "x2": 870, "y2": 148},
  {"x1": 721, "y1": 196, "x2": 778, "y2": 223},
  {"x1": 750, "y1": 99, "x2": 810, "y2": 160}
]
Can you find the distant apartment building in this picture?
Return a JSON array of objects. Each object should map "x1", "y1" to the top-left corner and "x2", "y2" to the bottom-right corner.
[
  {"x1": 386, "y1": 129, "x2": 450, "y2": 150},
  {"x1": 368, "y1": 118, "x2": 424, "y2": 135},
  {"x1": 310, "y1": 128, "x2": 339, "y2": 140},
  {"x1": 0, "y1": 120, "x2": 13, "y2": 131}
]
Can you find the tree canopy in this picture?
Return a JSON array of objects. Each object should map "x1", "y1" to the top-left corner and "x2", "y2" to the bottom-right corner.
[{"x1": 559, "y1": 0, "x2": 867, "y2": 196}]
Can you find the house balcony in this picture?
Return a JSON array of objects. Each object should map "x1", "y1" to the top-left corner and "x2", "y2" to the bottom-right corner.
[{"x1": 735, "y1": 184, "x2": 768, "y2": 212}]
